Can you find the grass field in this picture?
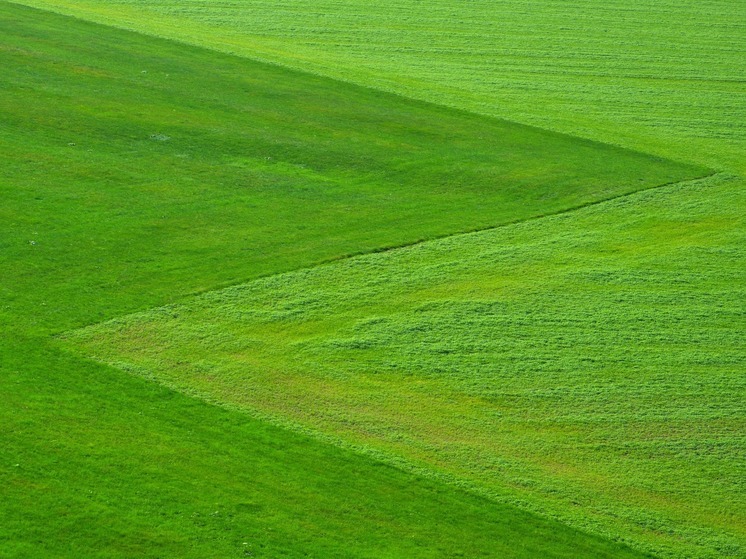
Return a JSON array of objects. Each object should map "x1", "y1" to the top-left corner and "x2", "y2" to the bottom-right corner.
[
  {"x1": 10, "y1": 0, "x2": 745, "y2": 172},
  {"x1": 64, "y1": 173, "x2": 746, "y2": 559},
  {"x1": 4, "y1": 338, "x2": 656, "y2": 559},
  {"x1": 0, "y1": 2, "x2": 688, "y2": 557},
  {"x1": 1, "y1": 1, "x2": 701, "y2": 333},
  {"x1": 3, "y1": 0, "x2": 744, "y2": 557},
  {"x1": 0, "y1": 3, "x2": 680, "y2": 558}
]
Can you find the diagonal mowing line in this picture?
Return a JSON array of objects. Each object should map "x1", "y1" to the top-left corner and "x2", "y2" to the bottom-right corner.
[
  {"x1": 175, "y1": 170, "x2": 722, "y2": 302},
  {"x1": 4, "y1": 0, "x2": 713, "y2": 162}
]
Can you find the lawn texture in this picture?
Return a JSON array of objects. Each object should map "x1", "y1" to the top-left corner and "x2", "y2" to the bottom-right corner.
[
  {"x1": 0, "y1": 3, "x2": 683, "y2": 558},
  {"x1": 2, "y1": 1, "x2": 743, "y2": 558},
  {"x1": 0, "y1": 1, "x2": 701, "y2": 333},
  {"x1": 65, "y1": 174, "x2": 746, "y2": 559},
  {"x1": 3, "y1": 337, "x2": 652, "y2": 559},
  {"x1": 11, "y1": 0, "x2": 745, "y2": 173}
]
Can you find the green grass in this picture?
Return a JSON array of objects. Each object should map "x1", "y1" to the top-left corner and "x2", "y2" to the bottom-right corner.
[
  {"x1": 10, "y1": 0, "x2": 745, "y2": 173},
  {"x1": 0, "y1": 1, "x2": 702, "y2": 334},
  {"x1": 64, "y1": 174, "x2": 746, "y2": 559},
  {"x1": 3, "y1": 1, "x2": 743, "y2": 558},
  {"x1": 3, "y1": 337, "x2": 654, "y2": 559},
  {"x1": 0, "y1": 3, "x2": 677, "y2": 557}
]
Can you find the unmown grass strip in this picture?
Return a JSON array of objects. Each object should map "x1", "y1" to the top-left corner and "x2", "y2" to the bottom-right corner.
[{"x1": 65, "y1": 174, "x2": 746, "y2": 559}]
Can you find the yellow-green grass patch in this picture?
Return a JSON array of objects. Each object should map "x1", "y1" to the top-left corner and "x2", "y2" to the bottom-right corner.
[{"x1": 64, "y1": 174, "x2": 746, "y2": 559}]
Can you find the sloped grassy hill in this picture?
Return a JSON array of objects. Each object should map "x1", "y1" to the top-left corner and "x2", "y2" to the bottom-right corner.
[
  {"x1": 0, "y1": 3, "x2": 695, "y2": 558},
  {"x1": 11, "y1": 0, "x2": 745, "y2": 172},
  {"x1": 3, "y1": 338, "x2": 653, "y2": 559},
  {"x1": 0, "y1": 2, "x2": 698, "y2": 331},
  {"x1": 3, "y1": 0, "x2": 743, "y2": 558},
  {"x1": 65, "y1": 174, "x2": 746, "y2": 558}
]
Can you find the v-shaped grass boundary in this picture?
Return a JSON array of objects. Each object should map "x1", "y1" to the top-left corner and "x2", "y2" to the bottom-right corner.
[
  {"x1": 62, "y1": 172, "x2": 746, "y2": 559},
  {"x1": 3, "y1": 3, "x2": 733, "y2": 558}
]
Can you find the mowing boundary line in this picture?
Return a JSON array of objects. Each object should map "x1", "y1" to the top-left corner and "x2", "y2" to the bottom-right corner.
[
  {"x1": 168, "y1": 170, "x2": 721, "y2": 310},
  {"x1": 57, "y1": 172, "x2": 732, "y2": 558}
]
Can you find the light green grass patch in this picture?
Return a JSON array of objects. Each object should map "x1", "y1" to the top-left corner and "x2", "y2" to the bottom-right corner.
[
  {"x1": 4, "y1": 336, "x2": 657, "y2": 559},
  {"x1": 64, "y1": 174, "x2": 746, "y2": 559}
]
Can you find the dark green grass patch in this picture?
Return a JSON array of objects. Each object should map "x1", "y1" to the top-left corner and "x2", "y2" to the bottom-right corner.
[
  {"x1": 0, "y1": 2, "x2": 704, "y2": 333},
  {"x1": 66, "y1": 175, "x2": 746, "y2": 558}
]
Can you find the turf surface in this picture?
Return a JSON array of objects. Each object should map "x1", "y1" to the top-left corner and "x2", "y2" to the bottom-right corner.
[
  {"x1": 0, "y1": 3, "x2": 681, "y2": 558},
  {"x1": 3, "y1": 337, "x2": 653, "y2": 559},
  {"x1": 0, "y1": 1, "x2": 701, "y2": 333},
  {"x1": 65, "y1": 174, "x2": 745, "y2": 559},
  {"x1": 11, "y1": 0, "x2": 745, "y2": 172},
  {"x1": 2, "y1": 0, "x2": 743, "y2": 558}
]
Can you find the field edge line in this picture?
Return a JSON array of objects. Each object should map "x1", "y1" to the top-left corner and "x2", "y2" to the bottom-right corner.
[
  {"x1": 3, "y1": 0, "x2": 714, "y2": 170},
  {"x1": 165, "y1": 170, "x2": 724, "y2": 309}
]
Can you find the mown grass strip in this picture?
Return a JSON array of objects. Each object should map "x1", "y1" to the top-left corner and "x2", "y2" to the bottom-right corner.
[
  {"x1": 3, "y1": 336, "x2": 655, "y2": 558},
  {"x1": 0, "y1": 4, "x2": 680, "y2": 557}
]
